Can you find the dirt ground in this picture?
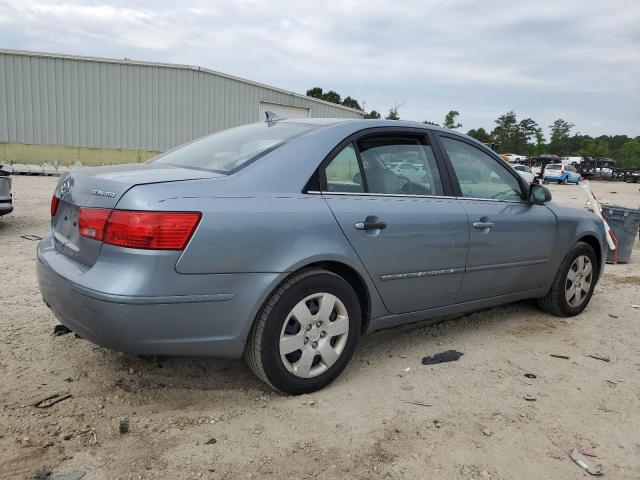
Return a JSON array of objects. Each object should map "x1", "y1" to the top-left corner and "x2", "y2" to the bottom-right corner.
[{"x1": 1, "y1": 177, "x2": 638, "y2": 480}]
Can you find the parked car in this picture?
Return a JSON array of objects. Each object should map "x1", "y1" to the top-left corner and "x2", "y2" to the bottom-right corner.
[
  {"x1": 561, "y1": 156, "x2": 584, "y2": 165},
  {"x1": 0, "y1": 165, "x2": 13, "y2": 216},
  {"x1": 502, "y1": 153, "x2": 526, "y2": 163},
  {"x1": 37, "y1": 119, "x2": 607, "y2": 394},
  {"x1": 543, "y1": 163, "x2": 581, "y2": 184},
  {"x1": 387, "y1": 162, "x2": 428, "y2": 185},
  {"x1": 511, "y1": 164, "x2": 536, "y2": 184},
  {"x1": 577, "y1": 157, "x2": 616, "y2": 179}
]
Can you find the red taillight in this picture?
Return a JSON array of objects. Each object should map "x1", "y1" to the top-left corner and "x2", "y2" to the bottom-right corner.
[
  {"x1": 51, "y1": 195, "x2": 60, "y2": 217},
  {"x1": 78, "y1": 209, "x2": 201, "y2": 250},
  {"x1": 79, "y1": 208, "x2": 111, "y2": 240}
]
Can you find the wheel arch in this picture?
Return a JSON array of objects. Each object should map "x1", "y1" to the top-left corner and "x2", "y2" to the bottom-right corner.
[
  {"x1": 576, "y1": 234, "x2": 603, "y2": 280},
  {"x1": 305, "y1": 260, "x2": 372, "y2": 334},
  {"x1": 247, "y1": 258, "x2": 375, "y2": 343}
]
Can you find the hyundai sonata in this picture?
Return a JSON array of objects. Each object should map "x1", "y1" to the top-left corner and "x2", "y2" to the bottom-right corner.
[{"x1": 37, "y1": 118, "x2": 607, "y2": 394}]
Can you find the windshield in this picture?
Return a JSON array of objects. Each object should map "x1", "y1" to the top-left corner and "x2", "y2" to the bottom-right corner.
[
  {"x1": 151, "y1": 122, "x2": 316, "y2": 173},
  {"x1": 546, "y1": 164, "x2": 562, "y2": 170}
]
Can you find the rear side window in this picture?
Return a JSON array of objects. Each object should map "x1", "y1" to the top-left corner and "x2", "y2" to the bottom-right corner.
[
  {"x1": 151, "y1": 122, "x2": 315, "y2": 173},
  {"x1": 324, "y1": 145, "x2": 365, "y2": 193},
  {"x1": 441, "y1": 137, "x2": 522, "y2": 201},
  {"x1": 546, "y1": 164, "x2": 561, "y2": 170}
]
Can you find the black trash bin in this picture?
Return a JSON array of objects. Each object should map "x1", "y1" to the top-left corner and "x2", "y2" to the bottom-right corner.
[{"x1": 601, "y1": 204, "x2": 640, "y2": 263}]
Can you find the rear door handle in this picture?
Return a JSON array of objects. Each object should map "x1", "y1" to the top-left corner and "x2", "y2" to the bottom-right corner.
[
  {"x1": 472, "y1": 221, "x2": 494, "y2": 229},
  {"x1": 355, "y1": 221, "x2": 387, "y2": 230}
]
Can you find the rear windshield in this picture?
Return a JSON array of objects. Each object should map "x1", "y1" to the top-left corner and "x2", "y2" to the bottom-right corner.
[
  {"x1": 151, "y1": 122, "x2": 316, "y2": 173},
  {"x1": 546, "y1": 164, "x2": 562, "y2": 170}
]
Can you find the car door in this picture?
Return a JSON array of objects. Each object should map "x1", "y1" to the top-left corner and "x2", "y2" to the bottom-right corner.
[
  {"x1": 319, "y1": 130, "x2": 469, "y2": 314},
  {"x1": 436, "y1": 134, "x2": 558, "y2": 302}
]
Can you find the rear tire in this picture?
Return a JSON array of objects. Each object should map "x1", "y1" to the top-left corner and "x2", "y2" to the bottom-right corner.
[
  {"x1": 244, "y1": 269, "x2": 361, "y2": 394},
  {"x1": 537, "y1": 241, "x2": 597, "y2": 317}
]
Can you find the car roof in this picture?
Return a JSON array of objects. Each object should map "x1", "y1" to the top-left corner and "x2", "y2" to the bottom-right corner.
[{"x1": 278, "y1": 118, "x2": 458, "y2": 135}]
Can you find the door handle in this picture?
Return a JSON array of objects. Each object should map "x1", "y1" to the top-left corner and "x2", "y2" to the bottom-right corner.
[
  {"x1": 355, "y1": 221, "x2": 387, "y2": 230},
  {"x1": 472, "y1": 221, "x2": 494, "y2": 229}
]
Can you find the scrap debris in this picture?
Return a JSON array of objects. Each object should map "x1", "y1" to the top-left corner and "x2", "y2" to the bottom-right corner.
[
  {"x1": 550, "y1": 354, "x2": 570, "y2": 360},
  {"x1": 32, "y1": 393, "x2": 72, "y2": 408},
  {"x1": 524, "y1": 373, "x2": 537, "y2": 379},
  {"x1": 402, "y1": 400, "x2": 432, "y2": 407},
  {"x1": 422, "y1": 350, "x2": 464, "y2": 365},
  {"x1": 587, "y1": 354, "x2": 611, "y2": 363},
  {"x1": 570, "y1": 448, "x2": 604, "y2": 476},
  {"x1": 21, "y1": 234, "x2": 43, "y2": 241},
  {"x1": 119, "y1": 419, "x2": 129, "y2": 435}
]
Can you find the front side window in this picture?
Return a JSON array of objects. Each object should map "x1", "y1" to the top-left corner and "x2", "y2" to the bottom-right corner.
[
  {"x1": 441, "y1": 137, "x2": 522, "y2": 201},
  {"x1": 323, "y1": 145, "x2": 364, "y2": 193},
  {"x1": 152, "y1": 122, "x2": 315, "y2": 173},
  {"x1": 357, "y1": 136, "x2": 444, "y2": 196}
]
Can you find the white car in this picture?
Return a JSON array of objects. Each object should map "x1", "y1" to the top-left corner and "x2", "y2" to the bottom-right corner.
[
  {"x1": 511, "y1": 164, "x2": 536, "y2": 184},
  {"x1": 503, "y1": 153, "x2": 526, "y2": 163},
  {"x1": 561, "y1": 156, "x2": 584, "y2": 165}
]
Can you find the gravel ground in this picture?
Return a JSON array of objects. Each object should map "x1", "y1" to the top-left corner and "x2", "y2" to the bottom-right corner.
[{"x1": 0, "y1": 177, "x2": 638, "y2": 480}]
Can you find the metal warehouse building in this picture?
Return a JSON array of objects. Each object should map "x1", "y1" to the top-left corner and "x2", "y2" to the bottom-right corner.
[{"x1": 0, "y1": 49, "x2": 363, "y2": 165}]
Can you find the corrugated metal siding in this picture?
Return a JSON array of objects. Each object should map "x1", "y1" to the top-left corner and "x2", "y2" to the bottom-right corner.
[{"x1": 0, "y1": 51, "x2": 363, "y2": 152}]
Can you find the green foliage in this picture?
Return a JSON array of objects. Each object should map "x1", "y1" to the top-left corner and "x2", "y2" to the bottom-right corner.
[
  {"x1": 467, "y1": 127, "x2": 491, "y2": 143},
  {"x1": 321, "y1": 90, "x2": 341, "y2": 104},
  {"x1": 548, "y1": 119, "x2": 575, "y2": 155},
  {"x1": 617, "y1": 138, "x2": 640, "y2": 168},
  {"x1": 443, "y1": 110, "x2": 462, "y2": 130},
  {"x1": 341, "y1": 96, "x2": 362, "y2": 110},
  {"x1": 423, "y1": 120, "x2": 440, "y2": 126},
  {"x1": 365, "y1": 110, "x2": 381, "y2": 119},
  {"x1": 385, "y1": 106, "x2": 400, "y2": 120},
  {"x1": 306, "y1": 87, "x2": 323, "y2": 99}
]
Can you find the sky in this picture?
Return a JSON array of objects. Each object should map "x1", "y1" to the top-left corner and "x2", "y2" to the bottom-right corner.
[{"x1": 1, "y1": 0, "x2": 639, "y2": 138}]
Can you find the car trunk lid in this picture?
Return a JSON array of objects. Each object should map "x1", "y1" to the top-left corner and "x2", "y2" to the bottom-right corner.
[{"x1": 51, "y1": 164, "x2": 220, "y2": 265}]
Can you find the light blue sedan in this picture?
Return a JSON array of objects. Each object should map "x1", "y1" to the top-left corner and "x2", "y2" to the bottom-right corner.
[
  {"x1": 543, "y1": 163, "x2": 581, "y2": 184},
  {"x1": 37, "y1": 118, "x2": 606, "y2": 394}
]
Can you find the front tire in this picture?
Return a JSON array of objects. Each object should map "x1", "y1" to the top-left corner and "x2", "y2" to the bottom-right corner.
[
  {"x1": 538, "y1": 242, "x2": 597, "y2": 316},
  {"x1": 244, "y1": 269, "x2": 361, "y2": 394}
]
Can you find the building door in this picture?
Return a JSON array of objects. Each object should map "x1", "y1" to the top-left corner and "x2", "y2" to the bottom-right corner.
[{"x1": 259, "y1": 102, "x2": 310, "y2": 121}]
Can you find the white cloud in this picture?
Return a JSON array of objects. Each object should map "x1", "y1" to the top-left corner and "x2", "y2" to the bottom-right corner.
[{"x1": 0, "y1": 0, "x2": 638, "y2": 136}]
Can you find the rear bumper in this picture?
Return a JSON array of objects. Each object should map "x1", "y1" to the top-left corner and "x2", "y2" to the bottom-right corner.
[{"x1": 36, "y1": 234, "x2": 282, "y2": 358}]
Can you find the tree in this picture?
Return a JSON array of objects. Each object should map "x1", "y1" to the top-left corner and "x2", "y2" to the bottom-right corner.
[
  {"x1": 517, "y1": 118, "x2": 541, "y2": 155},
  {"x1": 548, "y1": 119, "x2": 575, "y2": 155},
  {"x1": 385, "y1": 101, "x2": 405, "y2": 120},
  {"x1": 321, "y1": 90, "x2": 341, "y2": 104},
  {"x1": 532, "y1": 131, "x2": 547, "y2": 156},
  {"x1": 467, "y1": 127, "x2": 491, "y2": 144},
  {"x1": 423, "y1": 120, "x2": 440, "y2": 126},
  {"x1": 617, "y1": 138, "x2": 640, "y2": 168},
  {"x1": 443, "y1": 110, "x2": 462, "y2": 129},
  {"x1": 491, "y1": 111, "x2": 519, "y2": 152},
  {"x1": 341, "y1": 96, "x2": 362, "y2": 110},
  {"x1": 385, "y1": 107, "x2": 400, "y2": 120},
  {"x1": 364, "y1": 110, "x2": 381, "y2": 119},
  {"x1": 306, "y1": 87, "x2": 323, "y2": 99}
]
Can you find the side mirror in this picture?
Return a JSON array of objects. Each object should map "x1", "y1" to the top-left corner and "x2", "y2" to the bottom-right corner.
[{"x1": 529, "y1": 183, "x2": 552, "y2": 204}]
